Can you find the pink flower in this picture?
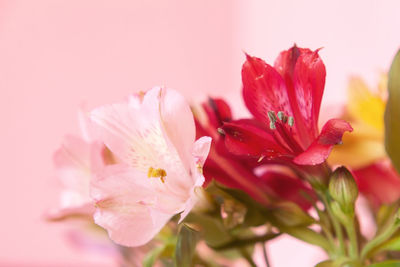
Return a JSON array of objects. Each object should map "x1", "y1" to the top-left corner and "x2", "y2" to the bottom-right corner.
[
  {"x1": 90, "y1": 87, "x2": 211, "y2": 247},
  {"x1": 47, "y1": 131, "x2": 111, "y2": 221},
  {"x1": 222, "y1": 45, "x2": 353, "y2": 165}
]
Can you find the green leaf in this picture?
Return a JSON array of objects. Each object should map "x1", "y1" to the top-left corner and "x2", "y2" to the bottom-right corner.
[
  {"x1": 369, "y1": 260, "x2": 400, "y2": 267},
  {"x1": 368, "y1": 230, "x2": 400, "y2": 257},
  {"x1": 184, "y1": 212, "x2": 232, "y2": 247},
  {"x1": 174, "y1": 224, "x2": 200, "y2": 267},
  {"x1": 385, "y1": 49, "x2": 400, "y2": 174},
  {"x1": 143, "y1": 245, "x2": 166, "y2": 267}
]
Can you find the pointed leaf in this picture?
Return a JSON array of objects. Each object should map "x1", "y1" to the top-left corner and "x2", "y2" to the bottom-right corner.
[
  {"x1": 385, "y1": 49, "x2": 400, "y2": 174},
  {"x1": 175, "y1": 224, "x2": 200, "y2": 267}
]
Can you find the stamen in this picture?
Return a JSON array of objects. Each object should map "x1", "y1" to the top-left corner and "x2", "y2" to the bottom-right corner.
[
  {"x1": 277, "y1": 111, "x2": 288, "y2": 123},
  {"x1": 267, "y1": 111, "x2": 277, "y2": 123},
  {"x1": 217, "y1": 128, "x2": 226, "y2": 135},
  {"x1": 288, "y1": 116, "x2": 294, "y2": 127},
  {"x1": 147, "y1": 167, "x2": 167, "y2": 183},
  {"x1": 268, "y1": 111, "x2": 277, "y2": 130}
]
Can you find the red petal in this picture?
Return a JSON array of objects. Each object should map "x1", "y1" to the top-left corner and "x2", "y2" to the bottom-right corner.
[
  {"x1": 242, "y1": 54, "x2": 293, "y2": 122},
  {"x1": 202, "y1": 98, "x2": 232, "y2": 128},
  {"x1": 222, "y1": 119, "x2": 289, "y2": 158},
  {"x1": 274, "y1": 45, "x2": 311, "y2": 83},
  {"x1": 292, "y1": 49, "x2": 326, "y2": 143},
  {"x1": 353, "y1": 160, "x2": 400, "y2": 208},
  {"x1": 293, "y1": 119, "x2": 353, "y2": 165},
  {"x1": 260, "y1": 171, "x2": 316, "y2": 210},
  {"x1": 203, "y1": 145, "x2": 273, "y2": 206}
]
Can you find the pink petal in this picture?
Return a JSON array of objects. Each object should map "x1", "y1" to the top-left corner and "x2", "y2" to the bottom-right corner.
[
  {"x1": 53, "y1": 135, "x2": 93, "y2": 206},
  {"x1": 53, "y1": 135, "x2": 91, "y2": 171},
  {"x1": 78, "y1": 105, "x2": 94, "y2": 142},
  {"x1": 45, "y1": 203, "x2": 95, "y2": 221},
  {"x1": 91, "y1": 165, "x2": 167, "y2": 246},
  {"x1": 159, "y1": 87, "x2": 196, "y2": 171},
  {"x1": 90, "y1": 93, "x2": 168, "y2": 173},
  {"x1": 242, "y1": 54, "x2": 293, "y2": 122},
  {"x1": 192, "y1": 136, "x2": 212, "y2": 167},
  {"x1": 293, "y1": 119, "x2": 353, "y2": 165},
  {"x1": 94, "y1": 206, "x2": 171, "y2": 247},
  {"x1": 222, "y1": 119, "x2": 288, "y2": 158}
]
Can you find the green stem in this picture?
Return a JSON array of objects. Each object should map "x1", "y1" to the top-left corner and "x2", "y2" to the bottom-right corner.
[
  {"x1": 321, "y1": 193, "x2": 346, "y2": 256},
  {"x1": 210, "y1": 233, "x2": 280, "y2": 251},
  {"x1": 361, "y1": 219, "x2": 400, "y2": 260},
  {"x1": 312, "y1": 200, "x2": 336, "y2": 251},
  {"x1": 344, "y1": 218, "x2": 358, "y2": 259}
]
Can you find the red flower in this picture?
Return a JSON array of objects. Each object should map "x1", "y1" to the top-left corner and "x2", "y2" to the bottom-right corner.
[
  {"x1": 195, "y1": 98, "x2": 315, "y2": 210},
  {"x1": 222, "y1": 45, "x2": 353, "y2": 165},
  {"x1": 353, "y1": 160, "x2": 400, "y2": 208}
]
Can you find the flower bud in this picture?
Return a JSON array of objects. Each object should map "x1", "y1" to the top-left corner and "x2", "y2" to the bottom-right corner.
[{"x1": 329, "y1": 167, "x2": 359, "y2": 213}]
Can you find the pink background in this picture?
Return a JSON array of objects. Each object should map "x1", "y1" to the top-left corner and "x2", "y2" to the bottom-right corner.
[{"x1": 1, "y1": 1, "x2": 399, "y2": 266}]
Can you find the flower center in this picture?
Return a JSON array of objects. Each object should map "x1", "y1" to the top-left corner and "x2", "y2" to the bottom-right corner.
[
  {"x1": 147, "y1": 167, "x2": 167, "y2": 183},
  {"x1": 267, "y1": 110, "x2": 302, "y2": 154}
]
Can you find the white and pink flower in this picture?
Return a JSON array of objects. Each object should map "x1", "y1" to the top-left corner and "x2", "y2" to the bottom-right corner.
[{"x1": 90, "y1": 87, "x2": 211, "y2": 247}]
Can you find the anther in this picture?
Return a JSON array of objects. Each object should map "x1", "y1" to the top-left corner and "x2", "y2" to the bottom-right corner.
[
  {"x1": 288, "y1": 116, "x2": 294, "y2": 127},
  {"x1": 147, "y1": 167, "x2": 167, "y2": 183},
  {"x1": 217, "y1": 128, "x2": 226, "y2": 135},
  {"x1": 267, "y1": 111, "x2": 277, "y2": 123},
  {"x1": 268, "y1": 111, "x2": 277, "y2": 130},
  {"x1": 277, "y1": 111, "x2": 288, "y2": 123}
]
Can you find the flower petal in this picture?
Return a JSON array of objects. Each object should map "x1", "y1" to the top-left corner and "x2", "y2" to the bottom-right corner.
[
  {"x1": 242, "y1": 54, "x2": 293, "y2": 122},
  {"x1": 53, "y1": 135, "x2": 93, "y2": 207},
  {"x1": 292, "y1": 49, "x2": 326, "y2": 143},
  {"x1": 260, "y1": 171, "x2": 316, "y2": 210},
  {"x1": 91, "y1": 165, "x2": 170, "y2": 247},
  {"x1": 46, "y1": 203, "x2": 95, "y2": 221},
  {"x1": 94, "y1": 206, "x2": 171, "y2": 247},
  {"x1": 293, "y1": 119, "x2": 353, "y2": 165},
  {"x1": 159, "y1": 87, "x2": 196, "y2": 171},
  {"x1": 192, "y1": 136, "x2": 212, "y2": 168},
  {"x1": 274, "y1": 45, "x2": 311, "y2": 81},
  {"x1": 353, "y1": 160, "x2": 400, "y2": 208},
  {"x1": 222, "y1": 119, "x2": 289, "y2": 158},
  {"x1": 347, "y1": 76, "x2": 385, "y2": 131},
  {"x1": 202, "y1": 98, "x2": 232, "y2": 128}
]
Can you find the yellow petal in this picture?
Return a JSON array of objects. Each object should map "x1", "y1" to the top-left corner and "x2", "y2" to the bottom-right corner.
[
  {"x1": 347, "y1": 77, "x2": 386, "y2": 131},
  {"x1": 328, "y1": 121, "x2": 385, "y2": 168}
]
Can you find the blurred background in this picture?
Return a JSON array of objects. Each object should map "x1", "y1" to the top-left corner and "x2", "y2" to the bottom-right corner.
[{"x1": 1, "y1": 0, "x2": 400, "y2": 266}]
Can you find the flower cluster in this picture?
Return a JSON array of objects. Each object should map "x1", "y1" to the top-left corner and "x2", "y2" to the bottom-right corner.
[{"x1": 48, "y1": 45, "x2": 400, "y2": 267}]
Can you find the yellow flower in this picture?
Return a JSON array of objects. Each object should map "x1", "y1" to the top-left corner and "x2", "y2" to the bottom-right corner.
[{"x1": 328, "y1": 75, "x2": 387, "y2": 168}]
